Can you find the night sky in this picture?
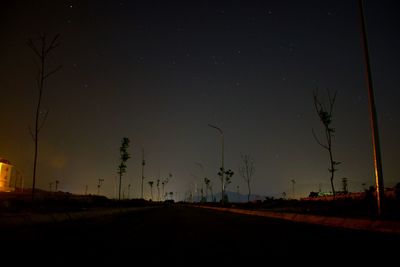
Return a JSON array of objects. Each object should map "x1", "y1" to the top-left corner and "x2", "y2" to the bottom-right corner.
[{"x1": 1, "y1": 0, "x2": 399, "y2": 200}]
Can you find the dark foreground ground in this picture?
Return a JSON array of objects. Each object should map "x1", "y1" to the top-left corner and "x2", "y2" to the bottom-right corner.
[{"x1": 1, "y1": 205, "x2": 398, "y2": 265}]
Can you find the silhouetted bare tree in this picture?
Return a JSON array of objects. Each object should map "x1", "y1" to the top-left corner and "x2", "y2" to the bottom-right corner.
[
  {"x1": 200, "y1": 187, "x2": 204, "y2": 202},
  {"x1": 218, "y1": 168, "x2": 233, "y2": 203},
  {"x1": 148, "y1": 181, "x2": 154, "y2": 200},
  {"x1": 117, "y1": 137, "x2": 130, "y2": 200},
  {"x1": 27, "y1": 33, "x2": 62, "y2": 199},
  {"x1": 204, "y1": 177, "x2": 211, "y2": 201},
  {"x1": 161, "y1": 173, "x2": 172, "y2": 201},
  {"x1": 239, "y1": 153, "x2": 255, "y2": 202},
  {"x1": 209, "y1": 182, "x2": 214, "y2": 202},
  {"x1": 127, "y1": 183, "x2": 131, "y2": 199},
  {"x1": 341, "y1": 177, "x2": 348, "y2": 194},
  {"x1": 157, "y1": 179, "x2": 160, "y2": 201},
  {"x1": 312, "y1": 89, "x2": 340, "y2": 198}
]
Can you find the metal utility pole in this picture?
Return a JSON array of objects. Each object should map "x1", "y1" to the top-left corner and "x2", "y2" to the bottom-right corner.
[
  {"x1": 97, "y1": 178, "x2": 104, "y2": 195},
  {"x1": 55, "y1": 180, "x2": 59, "y2": 192},
  {"x1": 358, "y1": 0, "x2": 384, "y2": 215},
  {"x1": 141, "y1": 148, "x2": 145, "y2": 199},
  {"x1": 128, "y1": 183, "x2": 131, "y2": 199}
]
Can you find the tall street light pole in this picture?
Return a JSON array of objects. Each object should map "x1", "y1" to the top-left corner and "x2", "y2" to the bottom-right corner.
[
  {"x1": 358, "y1": 0, "x2": 384, "y2": 216},
  {"x1": 208, "y1": 124, "x2": 224, "y2": 203}
]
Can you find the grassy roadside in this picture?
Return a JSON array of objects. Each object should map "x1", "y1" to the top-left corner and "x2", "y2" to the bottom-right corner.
[
  {"x1": 186, "y1": 197, "x2": 400, "y2": 221},
  {"x1": 0, "y1": 191, "x2": 161, "y2": 215}
]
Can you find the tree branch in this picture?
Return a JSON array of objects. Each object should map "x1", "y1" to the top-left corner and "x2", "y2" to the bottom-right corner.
[
  {"x1": 38, "y1": 109, "x2": 49, "y2": 132},
  {"x1": 312, "y1": 89, "x2": 320, "y2": 114},
  {"x1": 27, "y1": 39, "x2": 41, "y2": 59},
  {"x1": 44, "y1": 65, "x2": 63, "y2": 79},
  {"x1": 28, "y1": 126, "x2": 35, "y2": 142},
  {"x1": 328, "y1": 90, "x2": 337, "y2": 115},
  {"x1": 312, "y1": 129, "x2": 329, "y2": 150},
  {"x1": 45, "y1": 34, "x2": 60, "y2": 54}
]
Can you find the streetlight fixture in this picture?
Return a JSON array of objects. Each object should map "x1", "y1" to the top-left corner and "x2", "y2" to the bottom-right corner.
[{"x1": 208, "y1": 124, "x2": 224, "y2": 203}]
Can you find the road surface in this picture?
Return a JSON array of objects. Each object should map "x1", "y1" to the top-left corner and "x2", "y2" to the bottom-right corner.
[{"x1": 1, "y1": 205, "x2": 398, "y2": 265}]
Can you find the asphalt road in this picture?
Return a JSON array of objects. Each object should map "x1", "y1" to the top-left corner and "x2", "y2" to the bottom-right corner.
[{"x1": 1, "y1": 205, "x2": 398, "y2": 265}]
